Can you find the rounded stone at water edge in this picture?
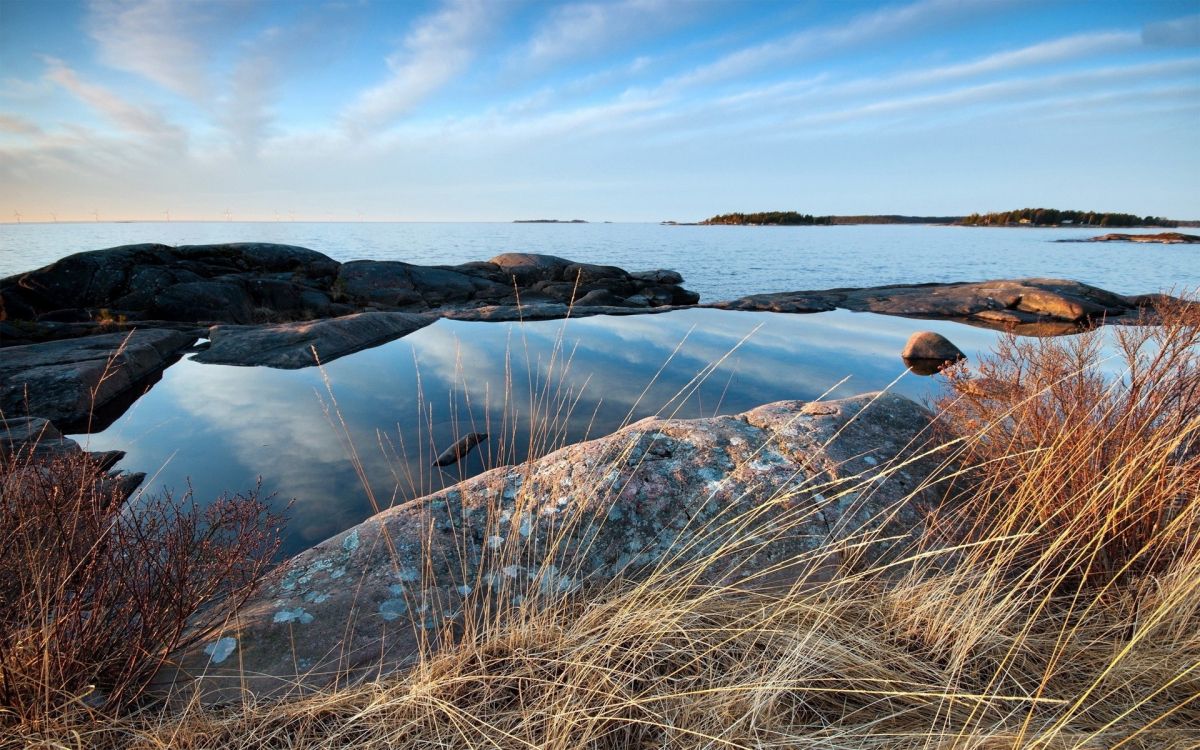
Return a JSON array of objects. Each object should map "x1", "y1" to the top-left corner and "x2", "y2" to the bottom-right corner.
[{"x1": 901, "y1": 331, "x2": 965, "y2": 375}]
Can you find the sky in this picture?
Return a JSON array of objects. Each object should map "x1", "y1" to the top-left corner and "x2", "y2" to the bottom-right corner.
[{"x1": 0, "y1": 0, "x2": 1198, "y2": 222}]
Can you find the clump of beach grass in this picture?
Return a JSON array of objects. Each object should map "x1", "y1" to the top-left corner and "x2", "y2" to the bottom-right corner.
[{"x1": 5, "y1": 295, "x2": 1199, "y2": 749}]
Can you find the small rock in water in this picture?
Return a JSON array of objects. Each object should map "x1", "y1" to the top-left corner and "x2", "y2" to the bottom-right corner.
[
  {"x1": 901, "y1": 331, "x2": 966, "y2": 375},
  {"x1": 433, "y1": 432, "x2": 488, "y2": 467}
]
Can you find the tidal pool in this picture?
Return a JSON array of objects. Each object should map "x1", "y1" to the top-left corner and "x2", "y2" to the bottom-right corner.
[{"x1": 75, "y1": 308, "x2": 1008, "y2": 556}]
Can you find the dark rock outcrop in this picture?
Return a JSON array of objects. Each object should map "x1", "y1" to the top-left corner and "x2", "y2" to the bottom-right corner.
[
  {"x1": 713, "y1": 278, "x2": 1149, "y2": 331},
  {"x1": 0, "y1": 329, "x2": 195, "y2": 430},
  {"x1": 193, "y1": 312, "x2": 436, "y2": 369},
  {"x1": 1, "y1": 416, "x2": 86, "y2": 461},
  {"x1": 332, "y1": 254, "x2": 698, "y2": 311},
  {"x1": 2, "y1": 245, "x2": 698, "y2": 350},
  {"x1": 1, "y1": 243, "x2": 339, "y2": 326},
  {"x1": 1, "y1": 416, "x2": 145, "y2": 500},
  {"x1": 165, "y1": 392, "x2": 947, "y2": 700}
]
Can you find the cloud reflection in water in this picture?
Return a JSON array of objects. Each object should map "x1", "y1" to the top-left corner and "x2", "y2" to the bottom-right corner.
[{"x1": 77, "y1": 308, "x2": 1007, "y2": 556}]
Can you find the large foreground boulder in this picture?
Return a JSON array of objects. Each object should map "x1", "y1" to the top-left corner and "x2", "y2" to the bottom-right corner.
[
  {"x1": 166, "y1": 391, "x2": 947, "y2": 700},
  {"x1": 0, "y1": 329, "x2": 196, "y2": 430}
]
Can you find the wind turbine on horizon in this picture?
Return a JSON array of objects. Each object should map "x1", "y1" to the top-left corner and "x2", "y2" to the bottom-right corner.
[
  {"x1": 92, "y1": 209, "x2": 99, "y2": 222},
  {"x1": 50, "y1": 211, "x2": 57, "y2": 223},
  {"x1": 164, "y1": 209, "x2": 171, "y2": 223},
  {"x1": 224, "y1": 208, "x2": 232, "y2": 222},
  {"x1": 12, "y1": 210, "x2": 21, "y2": 224}
]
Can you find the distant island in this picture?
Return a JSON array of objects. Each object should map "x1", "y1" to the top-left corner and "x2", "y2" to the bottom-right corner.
[
  {"x1": 513, "y1": 219, "x2": 588, "y2": 224},
  {"x1": 959, "y1": 208, "x2": 1178, "y2": 228},
  {"x1": 697, "y1": 211, "x2": 961, "y2": 226},
  {"x1": 693, "y1": 208, "x2": 1196, "y2": 227}
]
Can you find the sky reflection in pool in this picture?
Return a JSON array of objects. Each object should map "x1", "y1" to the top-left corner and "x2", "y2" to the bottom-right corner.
[{"x1": 75, "y1": 308, "x2": 1008, "y2": 556}]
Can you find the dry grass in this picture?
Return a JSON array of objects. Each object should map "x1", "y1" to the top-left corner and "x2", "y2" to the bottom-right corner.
[
  {"x1": 5, "y1": 299, "x2": 1200, "y2": 749},
  {"x1": 933, "y1": 295, "x2": 1200, "y2": 581}
]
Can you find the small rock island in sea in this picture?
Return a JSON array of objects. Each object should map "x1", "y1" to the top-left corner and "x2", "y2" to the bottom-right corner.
[{"x1": 1057, "y1": 232, "x2": 1200, "y2": 244}]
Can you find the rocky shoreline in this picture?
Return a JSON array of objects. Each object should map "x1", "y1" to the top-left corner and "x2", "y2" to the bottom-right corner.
[
  {"x1": 0, "y1": 242, "x2": 1172, "y2": 448},
  {"x1": 0, "y1": 241, "x2": 1182, "y2": 702}
]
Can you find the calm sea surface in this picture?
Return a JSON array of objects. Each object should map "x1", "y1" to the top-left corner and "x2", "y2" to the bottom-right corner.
[
  {"x1": 1, "y1": 222, "x2": 1195, "y2": 299},
  {"x1": 3, "y1": 221, "x2": 1188, "y2": 556}
]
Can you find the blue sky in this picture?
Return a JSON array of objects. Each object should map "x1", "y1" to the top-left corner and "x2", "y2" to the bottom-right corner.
[{"x1": 1, "y1": 0, "x2": 1197, "y2": 222}]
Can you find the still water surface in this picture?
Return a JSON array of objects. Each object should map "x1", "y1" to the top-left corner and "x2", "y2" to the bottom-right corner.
[{"x1": 76, "y1": 308, "x2": 1012, "y2": 556}]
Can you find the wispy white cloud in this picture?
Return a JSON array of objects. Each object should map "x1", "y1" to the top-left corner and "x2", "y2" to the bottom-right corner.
[
  {"x1": 223, "y1": 51, "x2": 279, "y2": 160},
  {"x1": 522, "y1": 0, "x2": 689, "y2": 67},
  {"x1": 220, "y1": 21, "x2": 325, "y2": 160},
  {"x1": 887, "y1": 30, "x2": 1142, "y2": 87},
  {"x1": 666, "y1": 0, "x2": 1019, "y2": 91},
  {"x1": 42, "y1": 56, "x2": 184, "y2": 146},
  {"x1": 0, "y1": 114, "x2": 42, "y2": 135},
  {"x1": 1143, "y1": 13, "x2": 1200, "y2": 47},
  {"x1": 340, "y1": 0, "x2": 493, "y2": 134},
  {"x1": 785, "y1": 58, "x2": 1200, "y2": 131},
  {"x1": 697, "y1": 29, "x2": 1144, "y2": 118},
  {"x1": 86, "y1": 0, "x2": 215, "y2": 102}
]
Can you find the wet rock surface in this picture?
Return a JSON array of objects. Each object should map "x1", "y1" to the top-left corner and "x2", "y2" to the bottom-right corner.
[
  {"x1": 164, "y1": 392, "x2": 947, "y2": 700},
  {"x1": 713, "y1": 278, "x2": 1152, "y2": 330},
  {"x1": 0, "y1": 329, "x2": 196, "y2": 430},
  {"x1": 194, "y1": 312, "x2": 437, "y2": 368}
]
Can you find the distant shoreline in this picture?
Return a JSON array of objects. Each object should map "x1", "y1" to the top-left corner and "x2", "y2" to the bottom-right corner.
[{"x1": 683, "y1": 210, "x2": 1198, "y2": 228}]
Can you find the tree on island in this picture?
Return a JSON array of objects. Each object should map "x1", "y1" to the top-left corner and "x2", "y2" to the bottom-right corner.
[
  {"x1": 958, "y1": 208, "x2": 1176, "y2": 228},
  {"x1": 701, "y1": 211, "x2": 833, "y2": 226}
]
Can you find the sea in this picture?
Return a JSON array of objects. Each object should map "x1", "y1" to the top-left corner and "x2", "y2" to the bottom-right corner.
[
  {"x1": 2, "y1": 222, "x2": 1194, "y2": 555},
  {"x1": 1, "y1": 221, "x2": 1195, "y2": 299}
]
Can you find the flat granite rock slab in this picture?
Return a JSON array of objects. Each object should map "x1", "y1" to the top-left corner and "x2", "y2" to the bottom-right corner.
[
  {"x1": 0, "y1": 328, "x2": 195, "y2": 428},
  {"x1": 163, "y1": 391, "x2": 947, "y2": 702},
  {"x1": 193, "y1": 312, "x2": 437, "y2": 368},
  {"x1": 710, "y1": 278, "x2": 1144, "y2": 329}
]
